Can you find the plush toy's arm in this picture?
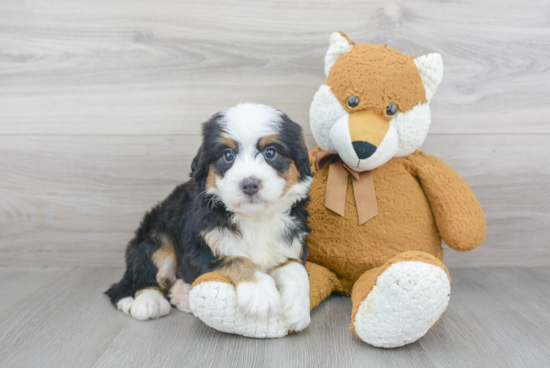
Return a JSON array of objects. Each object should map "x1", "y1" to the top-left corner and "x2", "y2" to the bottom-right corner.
[{"x1": 408, "y1": 152, "x2": 486, "y2": 251}]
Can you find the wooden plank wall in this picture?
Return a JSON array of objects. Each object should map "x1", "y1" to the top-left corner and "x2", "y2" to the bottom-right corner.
[{"x1": 1, "y1": 0, "x2": 549, "y2": 267}]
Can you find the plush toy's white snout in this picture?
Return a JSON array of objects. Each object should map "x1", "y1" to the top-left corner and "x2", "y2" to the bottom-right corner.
[
  {"x1": 329, "y1": 113, "x2": 399, "y2": 171},
  {"x1": 310, "y1": 32, "x2": 446, "y2": 172}
]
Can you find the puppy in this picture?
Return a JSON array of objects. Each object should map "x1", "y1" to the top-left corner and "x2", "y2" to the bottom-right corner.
[{"x1": 105, "y1": 103, "x2": 313, "y2": 332}]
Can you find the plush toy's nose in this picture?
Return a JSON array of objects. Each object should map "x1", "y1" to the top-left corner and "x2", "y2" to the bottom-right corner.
[
  {"x1": 348, "y1": 110, "x2": 390, "y2": 160},
  {"x1": 352, "y1": 141, "x2": 377, "y2": 159}
]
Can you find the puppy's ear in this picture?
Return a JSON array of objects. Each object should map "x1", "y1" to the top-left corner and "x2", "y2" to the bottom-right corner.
[
  {"x1": 190, "y1": 144, "x2": 206, "y2": 178},
  {"x1": 191, "y1": 112, "x2": 224, "y2": 179},
  {"x1": 295, "y1": 136, "x2": 313, "y2": 179},
  {"x1": 281, "y1": 114, "x2": 312, "y2": 179}
]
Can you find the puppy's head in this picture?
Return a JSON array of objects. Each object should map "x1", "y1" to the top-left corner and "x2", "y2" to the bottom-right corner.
[{"x1": 191, "y1": 103, "x2": 312, "y2": 214}]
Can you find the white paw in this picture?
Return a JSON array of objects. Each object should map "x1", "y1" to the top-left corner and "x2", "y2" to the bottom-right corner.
[
  {"x1": 236, "y1": 271, "x2": 281, "y2": 319},
  {"x1": 116, "y1": 296, "x2": 134, "y2": 315},
  {"x1": 169, "y1": 279, "x2": 192, "y2": 313},
  {"x1": 270, "y1": 263, "x2": 311, "y2": 332},
  {"x1": 354, "y1": 261, "x2": 451, "y2": 348},
  {"x1": 280, "y1": 284, "x2": 311, "y2": 332},
  {"x1": 130, "y1": 289, "x2": 172, "y2": 321},
  {"x1": 280, "y1": 286, "x2": 311, "y2": 332}
]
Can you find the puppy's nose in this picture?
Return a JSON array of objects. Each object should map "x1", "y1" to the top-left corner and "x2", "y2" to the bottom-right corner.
[
  {"x1": 352, "y1": 141, "x2": 377, "y2": 160},
  {"x1": 240, "y1": 176, "x2": 261, "y2": 196}
]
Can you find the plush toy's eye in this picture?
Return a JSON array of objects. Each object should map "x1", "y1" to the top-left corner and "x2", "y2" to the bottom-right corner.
[
  {"x1": 264, "y1": 147, "x2": 277, "y2": 160},
  {"x1": 223, "y1": 150, "x2": 235, "y2": 163},
  {"x1": 346, "y1": 96, "x2": 359, "y2": 109},
  {"x1": 386, "y1": 103, "x2": 398, "y2": 118}
]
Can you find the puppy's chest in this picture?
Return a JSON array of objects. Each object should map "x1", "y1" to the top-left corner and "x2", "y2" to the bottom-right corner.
[{"x1": 206, "y1": 212, "x2": 303, "y2": 270}]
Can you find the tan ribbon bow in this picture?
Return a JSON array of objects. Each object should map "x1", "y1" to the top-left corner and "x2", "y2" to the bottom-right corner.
[{"x1": 315, "y1": 151, "x2": 379, "y2": 225}]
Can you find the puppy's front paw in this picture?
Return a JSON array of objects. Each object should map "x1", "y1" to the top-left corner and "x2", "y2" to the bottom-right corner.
[
  {"x1": 237, "y1": 272, "x2": 281, "y2": 319},
  {"x1": 270, "y1": 263, "x2": 311, "y2": 332},
  {"x1": 280, "y1": 288, "x2": 311, "y2": 332},
  {"x1": 130, "y1": 289, "x2": 171, "y2": 321}
]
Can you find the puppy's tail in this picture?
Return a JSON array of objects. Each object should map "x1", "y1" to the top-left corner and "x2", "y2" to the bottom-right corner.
[{"x1": 105, "y1": 271, "x2": 134, "y2": 306}]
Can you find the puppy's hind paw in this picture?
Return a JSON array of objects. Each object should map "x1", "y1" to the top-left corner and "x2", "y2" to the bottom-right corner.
[
  {"x1": 116, "y1": 297, "x2": 134, "y2": 315},
  {"x1": 130, "y1": 289, "x2": 171, "y2": 321},
  {"x1": 169, "y1": 279, "x2": 192, "y2": 313}
]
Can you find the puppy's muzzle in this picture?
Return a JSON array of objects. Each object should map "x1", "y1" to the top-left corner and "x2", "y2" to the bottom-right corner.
[{"x1": 240, "y1": 176, "x2": 261, "y2": 196}]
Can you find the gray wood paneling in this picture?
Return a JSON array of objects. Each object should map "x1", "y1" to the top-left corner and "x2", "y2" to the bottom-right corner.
[
  {"x1": 0, "y1": 0, "x2": 549, "y2": 267},
  {"x1": 1, "y1": 134, "x2": 548, "y2": 267},
  {"x1": 0, "y1": 267, "x2": 549, "y2": 367},
  {"x1": 0, "y1": 0, "x2": 549, "y2": 135}
]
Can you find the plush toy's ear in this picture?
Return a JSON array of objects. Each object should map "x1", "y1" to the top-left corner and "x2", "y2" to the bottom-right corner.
[
  {"x1": 325, "y1": 31, "x2": 354, "y2": 76},
  {"x1": 414, "y1": 53, "x2": 444, "y2": 101}
]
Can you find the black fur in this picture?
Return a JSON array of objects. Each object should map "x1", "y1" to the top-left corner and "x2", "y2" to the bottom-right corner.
[
  {"x1": 212, "y1": 153, "x2": 235, "y2": 177},
  {"x1": 278, "y1": 114, "x2": 313, "y2": 181},
  {"x1": 105, "y1": 110, "x2": 311, "y2": 306}
]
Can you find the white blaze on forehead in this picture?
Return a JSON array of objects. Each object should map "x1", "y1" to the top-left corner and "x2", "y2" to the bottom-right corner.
[{"x1": 220, "y1": 103, "x2": 283, "y2": 149}]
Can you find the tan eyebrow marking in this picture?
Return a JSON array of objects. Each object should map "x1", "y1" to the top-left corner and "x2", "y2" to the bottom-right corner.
[
  {"x1": 218, "y1": 136, "x2": 238, "y2": 150},
  {"x1": 258, "y1": 134, "x2": 282, "y2": 149}
]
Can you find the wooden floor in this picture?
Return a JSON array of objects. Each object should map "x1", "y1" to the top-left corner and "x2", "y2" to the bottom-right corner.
[{"x1": 0, "y1": 267, "x2": 548, "y2": 367}]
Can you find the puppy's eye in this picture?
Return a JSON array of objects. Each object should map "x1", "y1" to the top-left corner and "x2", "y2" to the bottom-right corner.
[
  {"x1": 264, "y1": 148, "x2": 277, "y2": 160},
  {"x1": 223, "y1": 150, "x2": 235, "y2": 163},
  {"x1": 346, "y1": 96, "x2": 359, "y2": 109},
  {"x1": 386, "y1": 103, "x2": 398, "y2": 118}
]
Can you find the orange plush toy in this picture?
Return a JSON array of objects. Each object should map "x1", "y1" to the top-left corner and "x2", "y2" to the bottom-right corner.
[
  {"x1": 304, "y1": 31, "x2": 486, "y2": 347},
  {"x1": 188, "y1": 32, "x2": 486, "y2": 348}
]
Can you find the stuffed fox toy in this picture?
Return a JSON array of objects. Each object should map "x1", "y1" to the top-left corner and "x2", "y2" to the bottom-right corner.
[{"x1": 187, "y1": 32, "x2": 486, "y2": 348}]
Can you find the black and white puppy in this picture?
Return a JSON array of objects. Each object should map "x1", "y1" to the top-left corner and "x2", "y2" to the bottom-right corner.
[{"x1": 105, "y1": 103, "x2": 313, "y2": 331}]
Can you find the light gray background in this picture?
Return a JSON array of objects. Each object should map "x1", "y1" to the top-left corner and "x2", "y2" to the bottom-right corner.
[
  {"x1": 1, "y1": 1, "x2": 550, "y2": 366},
  {"x1": 1, "y1": 0, "x2": 549, "y2": 267}
]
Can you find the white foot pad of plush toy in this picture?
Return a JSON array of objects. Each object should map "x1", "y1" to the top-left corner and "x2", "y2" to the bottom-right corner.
[
  {"x1": 354, "y1": 261, "x2": 450, "y2": 348},
  {"x1": 189, "y1": 281, "x2": 288, "y2": 338}
]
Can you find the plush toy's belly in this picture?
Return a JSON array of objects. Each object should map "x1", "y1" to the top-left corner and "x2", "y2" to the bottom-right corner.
[{"x1": 306, "y1": 157, "x2": 443, "y2": 293}]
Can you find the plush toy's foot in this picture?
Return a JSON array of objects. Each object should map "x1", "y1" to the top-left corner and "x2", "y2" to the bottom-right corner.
[
  {"x1": 351, "y1": 252, "x2": 451, "y2": 348},
  {"x1": 189, "y1": 263, "x2": 341, "y2": 338},
  {"x1": 189, "y1": 273, "x2": 288, "y2": 338}
]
